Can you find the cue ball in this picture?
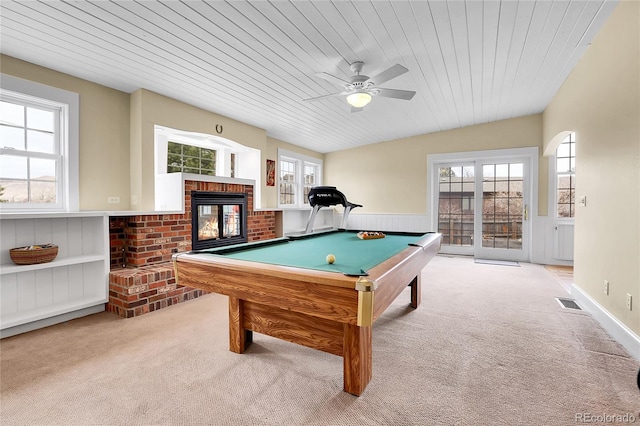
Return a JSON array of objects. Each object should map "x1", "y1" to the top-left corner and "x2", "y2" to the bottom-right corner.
[{"x1": 326, "y1": 254, "x2": 336, "y2": 264}]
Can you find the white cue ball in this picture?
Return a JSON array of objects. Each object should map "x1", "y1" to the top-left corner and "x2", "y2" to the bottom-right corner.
[{"x1": 326, "y1": 254, "x2": 336, "y2": 264}]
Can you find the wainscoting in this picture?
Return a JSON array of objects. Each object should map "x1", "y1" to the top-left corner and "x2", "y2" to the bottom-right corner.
[
  {"x1": 341, "y1": 213, "x2": 430, "y2": 233},
  {"x1": 554, "y1": 222, "x2": 574, "y2": 261}
]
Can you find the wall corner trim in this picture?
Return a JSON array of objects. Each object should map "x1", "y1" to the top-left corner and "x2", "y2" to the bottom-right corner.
[{"x1": 571, "y1": 284, "x2": 640, "y2": 361}]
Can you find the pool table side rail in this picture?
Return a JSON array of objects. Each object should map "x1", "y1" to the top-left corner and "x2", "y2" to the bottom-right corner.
[
  {"x1": 175, "y1": 253, "x2": 359, "y2": 289},
  {"x1": 173, "y1": 254, "x2": 361, "y2": 325},
  {"x1": 368, "y1": 232, "x2": 442, "y2": 322}
]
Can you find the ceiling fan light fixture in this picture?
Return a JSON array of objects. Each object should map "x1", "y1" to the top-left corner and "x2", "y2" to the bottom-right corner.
[{"x1": 346, "y1": 91, "x2": 372, "y2": 108}]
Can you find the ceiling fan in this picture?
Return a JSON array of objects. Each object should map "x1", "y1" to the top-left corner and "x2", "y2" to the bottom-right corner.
[{"x1": 304, "y1": 61, "x2": 416, "y2": 112}]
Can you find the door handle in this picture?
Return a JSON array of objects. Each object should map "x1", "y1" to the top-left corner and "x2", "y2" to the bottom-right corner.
[{"x1": 524, "y1": 204, "x2": 529, "y2": 221}]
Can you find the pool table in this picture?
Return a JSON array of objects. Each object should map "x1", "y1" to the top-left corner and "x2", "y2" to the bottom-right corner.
[{"x1": 172, "y1": 230, "x2": 442, "y2": 396}]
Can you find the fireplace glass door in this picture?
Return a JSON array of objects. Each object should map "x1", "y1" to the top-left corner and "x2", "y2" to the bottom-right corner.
[
  {"x1": 191, "y1": 191, "x2": 247, "y2": 250},
  {"x1": 197, "y1": 204, "x2": 242, "y2": 242},
  {"x1": 222, "y1": 205, "x2": 241, "y2": 238},
  {"x1": 197, "y1": 205, "x2": 220, "y2": 241}
]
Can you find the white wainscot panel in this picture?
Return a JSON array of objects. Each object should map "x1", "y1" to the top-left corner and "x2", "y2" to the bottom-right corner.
[
  {"x1": 67, "y1": 218, "x2": 84, "y2": 257},
  {"x1": 283, "y1": 209, "x2": 334, "y2": 235},
  {"x1": 52, "y1": 219, "x2": 69, "y2": 258},
  {"x1": 16, "y1": 270, "x2": 37, "y2": 312},
  {"x1": 52, "y1": 267, "x2": 70, "y2": 304},
  {"x1": 68, "y1": 263, "x2": 85, "y2": 301},
  {"x1": 0, "y1": 220, "x2": 16, "y2": 265},
  {"x1": 342, "y1": 213, "x2": 430, "y2": 233},
  {"x1": 1, "y1": 274, "x2": 18, "y2": 317},
  {"x1": 554, "y1": 223, "x2": 574, "y2": 261},
  {"x1": 35, "y1": 268, "x2": 54, "y2": 308},
  {"x1": 83, "y1": 261, "x2": 107, "y2": 298}
]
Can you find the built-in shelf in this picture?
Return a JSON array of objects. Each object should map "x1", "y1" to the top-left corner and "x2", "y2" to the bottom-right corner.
[
  {"x1": 0, "y1": 294, "x2": 108, "y2": 329},
  {"x1": 0, "y1": 213, "x2": 109, "y2": 337},
  {"x1": 1, "y1": 254, "x2": 105, "y2": 275}
]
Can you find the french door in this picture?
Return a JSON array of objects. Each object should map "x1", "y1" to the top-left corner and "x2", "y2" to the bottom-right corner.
[{"x1": 433, "y1": 151, "x2": 533, "y2": 262}]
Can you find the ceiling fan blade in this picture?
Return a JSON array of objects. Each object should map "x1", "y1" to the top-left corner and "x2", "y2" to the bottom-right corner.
[
  {"x1": 303, "y1": 91, "x2": 347, "y2": 102},
  {"x1": 314, "y1": 72, "x2": 350, "y2": 87},
  {"x1": 366, "y1": 64, "x2": 408, "y2": 85},
  {"x1": 375, "y1": 88, "x2": 416, "y2": 101}
]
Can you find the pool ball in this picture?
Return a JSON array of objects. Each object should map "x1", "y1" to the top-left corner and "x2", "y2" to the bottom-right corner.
[{"x1": 326, "y1": 254, "x2": 336, "y2": 264}]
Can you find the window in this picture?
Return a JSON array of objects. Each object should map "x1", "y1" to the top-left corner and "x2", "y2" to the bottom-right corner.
[
  {"x1": 156, "y1": 126, "x2": 244, "y2": 181},
  {"x1": 278, "y1": 149, "x2": 322, "y2": 208},
  {"x1": 303, "y1": 163, "x2": 319, "y2": 206},
  {"x1": 279, "y1": 158, "x2": 296, "y2": 205},
  {"x1": 167, "y1": 141, "x2": 216, "y2": 175},
  {"x1": 556, "y1": 133, "x2": 576, "y2": 218},
  {"x1": 0, "y1": 75, "x2": 78, "y2": 212}
]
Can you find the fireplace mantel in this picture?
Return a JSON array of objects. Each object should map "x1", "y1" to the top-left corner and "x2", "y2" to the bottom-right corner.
[{"x1": 155, "y1": 173, "x2": 258, "y2": 212}]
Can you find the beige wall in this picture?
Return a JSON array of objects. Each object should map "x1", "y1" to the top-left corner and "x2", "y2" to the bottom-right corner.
[
  {"x1": 1, "y1": 55, "x2": 131, "y2": 210},
  {"x1": 325, "y1": 114, "x2": 545, "y2": 214},
  {"x1": 543, "y1": 0, "x2": 639, "y2": 336}
]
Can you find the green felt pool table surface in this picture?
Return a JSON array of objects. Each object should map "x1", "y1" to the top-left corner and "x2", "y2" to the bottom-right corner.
[{"x1": 196, "y1": 230, "x2": 430, "y2": 276}]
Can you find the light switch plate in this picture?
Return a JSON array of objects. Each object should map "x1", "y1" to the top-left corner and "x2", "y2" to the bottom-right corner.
[{"x1": 578, "y1": 195, "x2": 586, "y2": 207}]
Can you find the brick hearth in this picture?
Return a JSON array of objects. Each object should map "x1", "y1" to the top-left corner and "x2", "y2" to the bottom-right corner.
[{"x1": 107, "y1": 180, "x2": 277, "y2": 318}]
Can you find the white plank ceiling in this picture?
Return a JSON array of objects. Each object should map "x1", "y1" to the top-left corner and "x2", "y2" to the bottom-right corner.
[{"x1": 0, "y1": 0, "x2": 618, "y2": 153}]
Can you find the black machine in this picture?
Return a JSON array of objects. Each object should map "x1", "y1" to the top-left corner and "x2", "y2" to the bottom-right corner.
[{"x1": 305, "y1": 186, "x2": 362, "y2": 233}]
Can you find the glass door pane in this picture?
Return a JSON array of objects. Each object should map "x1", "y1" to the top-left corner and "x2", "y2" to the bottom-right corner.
[
  {"x1": 198, "y1": 205, "x2": 219, "y2": 241},
  {"x1": 437, "y1": 164, "x2": 475, "y2": 255},
  {"x1": 223, "y1": 205, "x2": 240, "y2": 237},
  {"x1": 475, "y1": 161, "x2": 528, "y2": 261}
]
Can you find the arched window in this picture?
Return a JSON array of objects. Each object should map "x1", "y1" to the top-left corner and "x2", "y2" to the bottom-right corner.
[{"x1": 556, "y1": 133, "x2": 576, "y2": 218}]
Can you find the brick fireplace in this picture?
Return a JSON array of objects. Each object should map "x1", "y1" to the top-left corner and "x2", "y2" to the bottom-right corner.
[{"x1": 107, "y1": 180, "x2": 278, "y2": 318}]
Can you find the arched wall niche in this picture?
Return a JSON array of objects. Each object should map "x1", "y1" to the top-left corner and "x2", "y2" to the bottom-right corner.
[{"x1": 544, "y1": 130, "x2": 574, "y2": 157}]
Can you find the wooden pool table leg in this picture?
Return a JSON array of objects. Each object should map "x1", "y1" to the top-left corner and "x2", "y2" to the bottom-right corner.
[
  {"x1": 228, "y1": 296, "x2": 252, "y2": 353},
  {"x1": 410, "y1": 275, "x2": 421, "y2": 308},
  {"x1": 343, "y1": 323, "x2": 372, "y2": 396}
]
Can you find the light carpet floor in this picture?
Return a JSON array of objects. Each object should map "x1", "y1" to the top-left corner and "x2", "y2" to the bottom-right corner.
[{"x1": 1, "y1": 256, "x2": 638, "y2": 425}]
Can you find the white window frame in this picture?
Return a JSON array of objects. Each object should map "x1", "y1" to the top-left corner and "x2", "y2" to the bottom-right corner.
[
  {"x1": 277, "y1": 148, "x2": 323, "y2": 209},
  {"x1": 155, "y1": 126, "x2": 245, "y2": 180},
  {"x1": 166, "y1": 140, "x2": 218, "y2": 176},
  {"x1": 553, "y1": 133, "x2": 576, "y2": 220},
  {"x1": 0, "y1": 74, "x2": 79, "y2": 212}
]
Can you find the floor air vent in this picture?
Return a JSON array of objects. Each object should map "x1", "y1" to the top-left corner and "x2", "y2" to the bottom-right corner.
[{"x1": 556, "y1": 298, "x2": 582, "y2": 310}]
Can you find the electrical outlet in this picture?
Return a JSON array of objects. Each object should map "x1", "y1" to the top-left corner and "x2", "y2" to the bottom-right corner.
[
  {"x1": 107, "y1": 196, "x2": 120, "y2": 204},
  {"x1": 626, "y1": 294, "x2": 632, "y2": 311},
  {"x1": 604, "y1": 280, "x2": 609, "y2": 295}
]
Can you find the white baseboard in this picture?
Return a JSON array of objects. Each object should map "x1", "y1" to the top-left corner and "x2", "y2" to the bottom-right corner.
[{"x1": 571, "y1": 284, "x2": 640, "y2": 361}]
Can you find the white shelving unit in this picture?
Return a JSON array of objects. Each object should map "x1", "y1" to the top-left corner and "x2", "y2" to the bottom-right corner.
[{"x1": 0, "y1": 212, "x2": 109, "y2": 337}]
